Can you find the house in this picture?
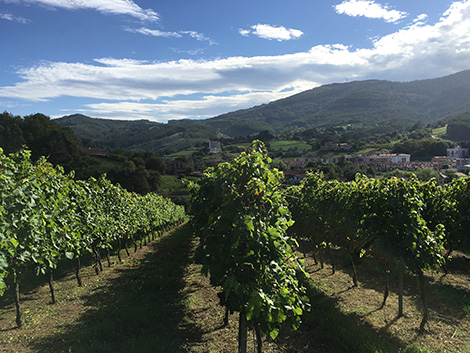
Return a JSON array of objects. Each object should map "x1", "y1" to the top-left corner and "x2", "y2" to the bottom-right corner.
[
  {"x1": 162, "y1": 157, "x2": 188, "y2": 174},
  {"x1": 285, "y1": 160, "x2": 310, "y2": 169},
  {"x1": 208, "y1": 141, "x2": 222, "y2": 154},
  {"x1": 460, "y1": 164, "x2": 470, "y2": 171},
  {"x1": 283, "y1": 170, "x2": 307, "y2": 184},
  {"x1": 366, "y1": 153, "x2": 410, "y2": 164},
  {"x1": 294, "y1": 157, "x2": 320, "y2": 163},
  {"x1": 447, "y1": 146, "x2": 469, "y2": 159},
  {"x1": 432, "y1": 156, "x2": 450, "y2": 169}
]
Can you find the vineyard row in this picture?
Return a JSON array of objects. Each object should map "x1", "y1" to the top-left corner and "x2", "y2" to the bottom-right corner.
[
  {"x1": 188, "y1": 140, "x2": 470, "y2": 352},
  {"x1": 0, "y1": 148, "x2": 186, "y2": 328}
]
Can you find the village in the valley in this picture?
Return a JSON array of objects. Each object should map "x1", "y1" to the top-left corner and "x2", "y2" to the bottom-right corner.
[{"x1": 162, "y1": 140, "x2": 470, "y2": 183}]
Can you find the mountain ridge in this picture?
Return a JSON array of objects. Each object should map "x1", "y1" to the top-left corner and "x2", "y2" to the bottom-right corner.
[
  {"x1": 55, "y1": 69, "x2": 470, "y2": 152},
  {"x1": 202, "y1": 70, "x2": 470, "y2": 135}
]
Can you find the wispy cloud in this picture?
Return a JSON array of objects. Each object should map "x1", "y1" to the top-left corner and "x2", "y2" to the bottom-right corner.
[
  {"x1": 0, "y1": 100, "x2": 30, "y2": 108},
  {"x1": 239, "y1": 24, "x2": 303, "y2": 41},
  {"x1": 334, "y1": 0, "x2": 408, "y2": 23},
  {"x1": 415, "y1": 14, "x2": 428, "y2": 23},
  {"x1": 239, "y1": 29, "x2": 250, "y2": 37},
  {"x1": 1, "y1": 1, "x2": 470, "y2": 121},
  {"x1": 125, "y1": 27, "x2": 181, "y2": 38},
  {"x1": 0, "y1": 12, "x2": 30, "y2": 23},
  {"x1": 126, "y1": 27, "x2": 216, "y2": 44},
  {"x1": 3, "y1": 0, "x2": 159, "y2": 21},
  {"x1": 171, "y1": 47, "x2": 205, "y2": 56},
  {"x1": 180, "y1": 31, "x2": 217, "y2": 45}
]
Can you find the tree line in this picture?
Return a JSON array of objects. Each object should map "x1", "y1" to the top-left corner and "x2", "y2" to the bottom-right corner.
[{"x1": 0, "y1": 112, "x2": 167, "y2": 194}]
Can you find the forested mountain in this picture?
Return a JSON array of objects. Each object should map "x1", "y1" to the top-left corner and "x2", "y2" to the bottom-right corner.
[
  {"x1": 55, "y1": 70, "x2": 470, "y2": 150},
  {"x1": 204, "y1": 70, "x2": 470, "y2": 136}
]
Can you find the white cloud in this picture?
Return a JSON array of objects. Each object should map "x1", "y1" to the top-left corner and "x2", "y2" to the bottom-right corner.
[
  {"x1": 125, "y1": 27, "x2": 181, "y2": 38},
  {"x1": 171, "y1": 47, "x2": 205, "y2": 56},
  {"x1": 0, "y1": 100, "x2": 29, "y2": 108},
  {"x1": 0, "y1": 12, "x2": 30, "y2": 23},
  {"x1": 4, "y1": 0, "x2": 159, "y2": 21},
  {"x1": 80, "y1": 87, "x2": 313, "y2": 122},
  {"x1": 335, "y1": 0, "x2": 408, "y2": 23},
  {"x1": 415, "y1": 14, "x2": 428, "y2": 22},
  {"x1": 180, "y1": 31, "x2": 217, "y2": 45},
  {"x1": 240, "y1": 24, "x2": 303, "y2": 41},
  {"x1": 1, "y1": 1, "x2": 470, "y2": 121},
  {"x1": 239, "y1": 29, "x2": 250, "y2": 37},
  {"x1": 126, "y1": 27, "x2": 216, "y2": 44}
]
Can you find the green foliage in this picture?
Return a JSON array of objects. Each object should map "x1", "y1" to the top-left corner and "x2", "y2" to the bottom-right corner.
[
  {"x1": 0, "y1": 112, "x2": 25, "y2": 154},
  {"x1": 0, "y1": 112, "x2": 86, "y2": 172},
  {"x1": 446, "y1": 177, "x2": 470, "y2": 252},
  {"x1": 447, "y1": 116, "x2": 470, "y2": 141},
  {"x1": 287, "y1": 172, "x2": 450, "y2": 331},
  {"x1": 0, "y1": 112, "x2": 167, "y2": 194},
  {"x1": 392, "y1": 138, "x2": 450, "y2": 161},
  {"x1": 189, "y1": 140, "x2": 309, "y2": 341},
  {"x1": 412, "y1": 168, "x2": 439, "y2": 181},
  {"x1": 0, "y1": 147, "x2": 185, "y2": 300},
  {"x1": 288, "y1": 173, "x2": 447, "y2": 279},
  {"x1": 359, "y1": 176, "x2": 445, "y2": 273},
  {"x1": 55, "y1": 114, "x2": 220, "y2": 155}
]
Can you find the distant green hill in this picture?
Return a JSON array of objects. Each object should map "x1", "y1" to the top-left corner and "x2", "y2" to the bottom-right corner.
[
  {"x1": 56, "y1": 70, "x2": 470, "y2": 151},
  {"x1": 204, "y1": 70, "x2": 470, "y2": 136},
  {"x1": 56, "y1": 114, "x2": 222, "y2": 155}
]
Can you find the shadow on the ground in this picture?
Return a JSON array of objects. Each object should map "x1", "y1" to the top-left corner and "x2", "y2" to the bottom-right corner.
[
  {"x1": 30, "y1": 224, "x2": 202, "y2": 353},
  {"x1": 274, "y1": 273, "x2": 405, "y2": 353},
  {"x1": 293, "y1": 241, "x2": 470, "y2": 350}
]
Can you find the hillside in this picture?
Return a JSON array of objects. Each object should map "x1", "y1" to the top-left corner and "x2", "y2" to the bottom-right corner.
[
  {"x1": 205, "y1": 70, "x2": 470, "y2": 136},
  {"x1": 56, "y1": 114, "x2": 221, "y2": 155},
  {"x1": 55, "y1": 70, "x2": 470, "y2": 151}
]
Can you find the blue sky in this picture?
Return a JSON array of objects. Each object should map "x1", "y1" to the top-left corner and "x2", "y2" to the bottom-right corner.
[{"x1": 1, "y1": 0, "x2": 469, "y2": 122}]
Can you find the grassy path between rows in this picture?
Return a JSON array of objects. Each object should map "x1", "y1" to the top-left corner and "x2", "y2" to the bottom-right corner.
[
  {"x1": 1, "y1": 225, "x2": 470, "y2": 352},
  {"x1": 0, "y1": 225, "x2": 196, "y2": 353}
]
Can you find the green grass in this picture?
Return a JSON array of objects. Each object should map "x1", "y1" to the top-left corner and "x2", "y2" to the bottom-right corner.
[
  {"x1": 2, "y1": 226, "x2": 468, "y2": 352},
  {"x1": 168, "y1": 148, "x2": 199, "y2": 157},
  {"x1": 269, "y1": 140, "x2": 311, "y2": 151},
  {"x1": 356, "y1": 147, "x2": 387, "y2": 155},
  {"x1": 432, "y1": 126, "x2": 447, "y2": 137},
  {"x1": 159, "y1": 175, "x2": 186, "y2": 193},
  {"x1": 29, "y1": 226, "x2": 197, "y2": 353},
  {"x1": 222, "y1": 140, "x2": 311, "y2": 154},
  {"x1": 283, "y1": 276, "x2": 403, "y2": 353}
]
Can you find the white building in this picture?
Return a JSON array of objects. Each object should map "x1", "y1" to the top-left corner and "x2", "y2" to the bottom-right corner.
[
  {"x1": 208, "y1": 141, "x2": 222, "y2": 154},
  {"x1": 447, "y1": 146, "x2": 469, "y2": 159},
  {"x1": 367, "y1": 153, "x2": 410, "y2": 164}
]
